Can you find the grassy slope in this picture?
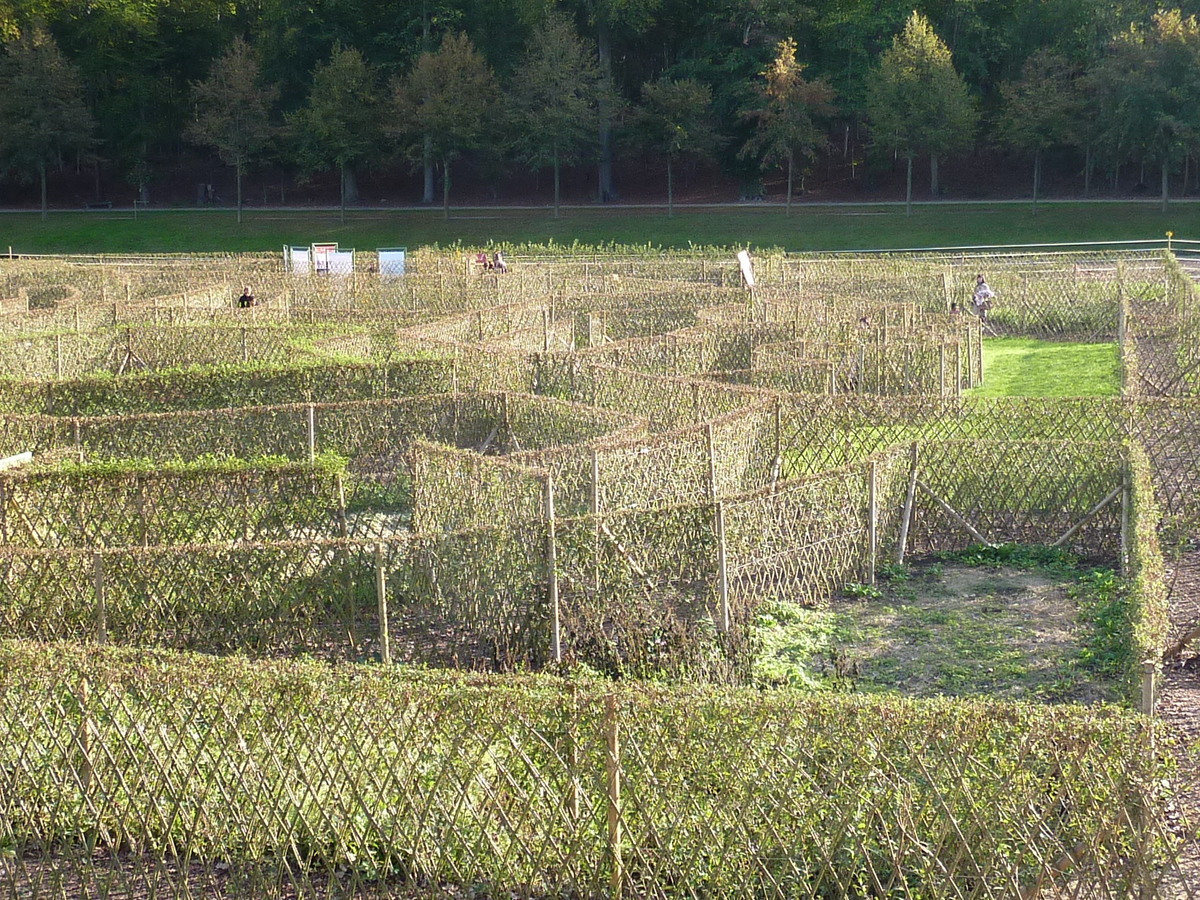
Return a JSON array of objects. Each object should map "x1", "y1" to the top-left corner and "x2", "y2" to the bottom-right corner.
[
  {"x1": 969, "y1": 338, "x2": 1120, "y2": 397},
  {"x1": 0, "y1": 201, "x2": 1196, "y2": 253}
]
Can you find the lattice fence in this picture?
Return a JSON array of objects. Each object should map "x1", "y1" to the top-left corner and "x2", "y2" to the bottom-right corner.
[{"x1": 0, "y1": 643, "x2": 1178, "y2": 899}]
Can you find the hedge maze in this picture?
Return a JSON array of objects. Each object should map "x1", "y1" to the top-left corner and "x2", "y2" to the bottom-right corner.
[{"x1": 0, "y1": 248, "x2": 1194, "y2": 897}]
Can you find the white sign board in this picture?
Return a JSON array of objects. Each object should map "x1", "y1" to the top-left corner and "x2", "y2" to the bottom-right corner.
[
  {"x1": 378, "y1": 247, "x2": 407, "y2": 277},
  {"x1": 737, "y1": 250, "x2": 755, "y2": 288},
  {"x1": 312, "y1": 242, "x2": 338, "y2": 274},
  {"x1": 327, "y1": 249, "x2": 354, "y2": 275},
  {"x1": 288, "y1": 246, "x2": 310, "y2": 275}
]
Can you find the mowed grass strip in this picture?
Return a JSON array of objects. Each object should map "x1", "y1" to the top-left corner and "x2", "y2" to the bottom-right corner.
[
  {"x1": 0, "y1": 201, "x2": 1196, "y2": 253},
  {"x1": 971, "y1": 338, "x2": 1120, "y2": 397}
]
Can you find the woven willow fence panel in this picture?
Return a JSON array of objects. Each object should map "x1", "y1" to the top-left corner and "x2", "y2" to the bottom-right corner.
[
  {"x1": 905, "y1": 440, "x2": 1123, "y2": 556},
  {"x1": 0, "y1": 464, "x2": 342, "y2": 548},
  {"x1": 0, "y1": 358, "x2": 458, "y2": 416},
  {"x1": 0, "y1": 438, "x2": 1138, "y2": 672},
  {"x1": 0, "y1": 646, "x2": 1176, "y2": 899}
]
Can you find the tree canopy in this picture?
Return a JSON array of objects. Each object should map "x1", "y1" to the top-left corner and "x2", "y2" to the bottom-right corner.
[
  {"x1": 188, "y1": 37, "x2": 277, "y2": 223},
  {"x1": 741, "y1": 38, "x2": 837, "y2": 214},
  {"x1": 389, "y1": 31, "x2": 498, "y2": 218},
  {"x1": 0, "y1": 0, "x2": 1197, "y2": 211},
  {"x1": 865, "y1": 11, "x2": 977, "y2": 214},
  {"x1": 0, "y1": 28, "x2": 94, "y2": 217}
]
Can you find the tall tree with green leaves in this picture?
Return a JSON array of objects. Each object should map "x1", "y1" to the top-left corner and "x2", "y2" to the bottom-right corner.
[
  {"x1": 508, "y1": 11, "x2": 607, "y2": 218},
  {"x1": 290, "y1": 45, "x2": 383, "y2": 224},
  {"x1": 865, "y1": 11, "x2": 976, "y2": 215},
  {"x1": 389, "y1": 32, "x2": 498, "y2": 219},
  {"x1": 188, "y1": 38, "x2": 277, "y2": 223},
  {"x1": 627, "y1": 77, "x2": 721, "y2": 217},
  {"x1": 0, "y1": 28, "x2": 95, "y2": 218},
  {"x1": 741, "y1": 38, "x2": 837, "y2": 215},
  {"x1": 1089, "y1": 9, "x2": 1200, "y2": 211},
  {"x1": 569, "y1": 0, "x2": 663, "y2": 201},
  {"x1": 997, "y1": 49, "x2": 1079, "y2": 213}
]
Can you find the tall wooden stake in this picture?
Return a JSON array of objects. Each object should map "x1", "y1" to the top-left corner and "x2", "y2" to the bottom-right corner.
[
  {"x1": 897, "y1": 443, "x2": 919, "y2": 564},
  {"x1": 376, "y1": 543, "x2": 391, "y2": 664},
  {"x1": 867, "y1": 460, "x2": 878, "y2": 586},
  {"x1": 307, "y1": 403, "x2": 316, "y2": 463},
  {"x1": 705, "y1": 422, "x2": 718, "y2": 501},
  {"x1": 92, "y1": 551, "x2": 107, "y2": 644},
  {"x1": 715, "y1": 500, "x2": 730, "y2": 632},
  {"x1": 605, "y1": 694, "x2": 623, "y2": 900},
  {"x1": 547, "y1": 474, "x2": 561, "y2": 663}
]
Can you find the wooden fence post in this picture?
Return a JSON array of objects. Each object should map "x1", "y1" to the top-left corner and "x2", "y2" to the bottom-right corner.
[
  {"x1": 307, "y1": 403, "x2": 316, "y2": 463},
  {"x1": 705, "y1": 422, "x2": 718, "y2": 501},
  {"x1": 77, "y1": 676, "x2": 95, "y2": 823},
  {"x1": 93, "y1": 550, "x2": 107, "y2": 644},
  {"x1": 897, "y1": 444, "x2": 919, "y2": 564},
  {"x1": 938, "y1": 344, "x2": 946, "y2": 396},
  {"x1": 1121, "y1": 461, "x2": 1132, "y2": 575},
  {"x1": 867, "y1": 460, "x2": 878, "y2": 586},
  {"x1": 605, "y1": 693, "x2": 623, "y2": 900},
  {"x1": 976, "y1": 324, "x2": 984, "y2": 386},
  {"x1": 55, "y1": 334, "x2": 63, "y2": 378},
  {"x1": 567, "y1": 684, "x2": 581, "y2": 822},
  {"x1": 1140, "y1": 660, "x2": 1157, "y2": 715},
  {"x1": 376, "y1": 543, "x2": 391, "y2": 665},
  {"x1": 241, "y1": 326, "x2": 249, "y2": 364},
  {"x1": 591, "y1": 450, "x2": 602, "y2": 594},
  {"x1": 715, "y1": 500, "x2": 730, "y2": 632},
  {"x1": 547, "y1": 474, "x2": 561, "y2": 664},
  {"x1": 954, "y1": 341, "x2": 962, "y2": 396}
]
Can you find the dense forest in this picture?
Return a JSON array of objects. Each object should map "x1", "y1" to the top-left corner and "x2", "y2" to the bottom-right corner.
[{"x1": 1, "y1": 0, "x2": 1200, "y2": 213}]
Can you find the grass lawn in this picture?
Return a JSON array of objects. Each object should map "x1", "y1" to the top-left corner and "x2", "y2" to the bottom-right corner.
[
  {"x1": 970, "y1": 337, "x2": 1120, "y2": 397},
  {"x1": 0, "y1": 201, "x2": 1195, "y2": 253}
]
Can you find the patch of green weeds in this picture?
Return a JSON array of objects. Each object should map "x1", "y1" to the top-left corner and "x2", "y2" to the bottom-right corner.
[
  {"x1": 842, "y1": 582, "x2": 884, "y2": 600},
  {"x1": 938, "y1": 543, "x2": 1080, "y2": 576},
  {"x1": 1072, "y1": 568, "x2": 1132, "y2": 682},
  {"x1": 753, "y1": 602, "x2": 858, "y2": 690}
]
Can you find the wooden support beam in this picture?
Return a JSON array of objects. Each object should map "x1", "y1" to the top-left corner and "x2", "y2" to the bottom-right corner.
[
  {"x1": 1050, "y1": 485, "x2": 1122, "y2": 548},
  {"x1": 916, "y1": 479, "x2": 994, "y2": 547}
]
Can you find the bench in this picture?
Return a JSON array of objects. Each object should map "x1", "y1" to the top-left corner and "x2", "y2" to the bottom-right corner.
[{"x1": 85, "y1": 200, "x2": 112, "y2": 210}]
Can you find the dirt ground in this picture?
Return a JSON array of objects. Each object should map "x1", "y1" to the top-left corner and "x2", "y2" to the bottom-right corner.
[{"x1": 757, "y1": 560, "x2": 1123, "y2": 704}]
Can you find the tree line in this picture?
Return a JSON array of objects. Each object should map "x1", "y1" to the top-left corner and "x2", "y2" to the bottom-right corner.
[{"x1": 1, "y1": 0, "x2": 1199, "y2": 217}]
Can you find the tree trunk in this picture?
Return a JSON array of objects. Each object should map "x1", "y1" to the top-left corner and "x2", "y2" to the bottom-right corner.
[
  {"x1": 1032, "y1": 149, "x2": 1040, "y2": 215},
  {"x1": 343, "y1": 167, "x2": 359, "y2": 204},
  {"x1": 786, "y1": 151, "x2": 794, "y2": 216},
  {"x1": 443, "y1": 157, "x2": 451, "y2": 220},
  {"x1": 553, "y1": 150, "x2": 561, "y2": 219},
  {"x1": 39, "y1": 162, "x2": 47, "y2": 220},
  {"x1": 236, "y1": 159, "x2": 243, "y2": 224},
  {"x1": 667, "y1": 156, "x2": 673, "y2": 218},
  {"x1": 596, "y1": 24, "x2": 615, "y2": 202},
  {"x1": 930, "y1": 153, "x2": 939, "y2": 197},
  {"x1": 905, "y1": 156, "x2": 913, "y2": 217},
  {"x1": 423, "y1": 136, "x2": 435, "y2": 204},
  {"x1": 1162, "y1": 159, "x2": 1170, "y2": 213},
  {"x1": 1084, "y1": 144, "x2": 1092, "y2": 198},
  {"x1": 339, "y1": 162, "x2": 346, "y2": 225}
]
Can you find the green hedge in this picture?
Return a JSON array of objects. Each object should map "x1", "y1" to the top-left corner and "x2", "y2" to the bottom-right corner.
[
  {"x1": 0, "y1": 358, "x2": 456, "y2": 416},
  {"x1": 0, "y1": 642, "x2": 1173, "y2": 899}
]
